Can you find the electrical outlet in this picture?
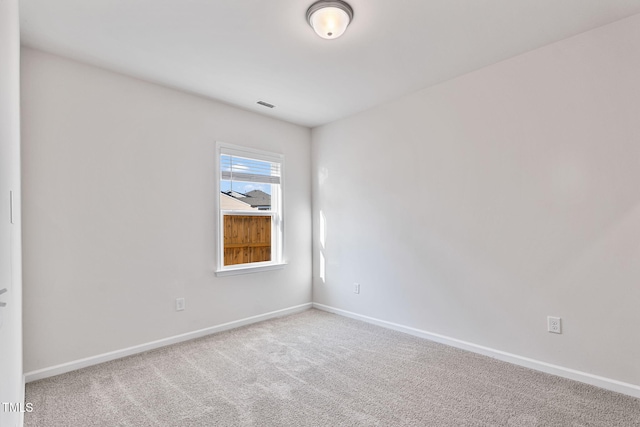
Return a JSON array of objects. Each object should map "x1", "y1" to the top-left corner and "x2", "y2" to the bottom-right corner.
[
  {"x1": 353, "y1": 283, "x2": 360, "y2": 294},
  {"x1": 547, "y1": 316, "x2": 561, "y2": 334},
  {"x1": 176, "y1": 297, "x2": 185, "y2": 311}
]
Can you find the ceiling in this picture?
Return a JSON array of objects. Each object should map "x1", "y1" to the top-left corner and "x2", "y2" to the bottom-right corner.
[{"x1": 19, "y1": 1, "x2": 640, "y2": 128}]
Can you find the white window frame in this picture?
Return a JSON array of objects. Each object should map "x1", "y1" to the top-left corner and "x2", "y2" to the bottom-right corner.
[{"x1": 215, "y1": 142, "x2": 286, "y2": 276}]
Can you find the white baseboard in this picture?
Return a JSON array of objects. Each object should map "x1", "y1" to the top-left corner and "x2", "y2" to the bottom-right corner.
[
  {"x1": 312, "y1": 303, "x2": 640, "y2": 399},
  {"x1": 25, "y1": 303, "x2": 313, "y2": 383}
]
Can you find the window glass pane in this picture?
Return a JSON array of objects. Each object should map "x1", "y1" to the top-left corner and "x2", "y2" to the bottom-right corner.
[
  {"x1": 221, "y1": 154, "x2": 277, "y2": 211},
  {"x1": 223, "y1": 215, "x2": 272, "y2": 266},
  {"x1": 218, "y1": 145, "x2": 283, "y2": 270},
  {"x1": 220, "y1": 181, "x2": 272, "y2": 211},
  {"x1": 220, "y1": 154, "x2": 280, "y2": 184}
]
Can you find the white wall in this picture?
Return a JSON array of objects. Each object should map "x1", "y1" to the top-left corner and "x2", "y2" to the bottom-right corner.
[
  {"x1": 0, "y1": 1, "x2": 24, "y2": 425},
  {"x1": 312, "y1": 14, "x2": 640, "y2": 386},
  {"x1": 21, "y1": 48, "x2": 312, "y2": 372}
]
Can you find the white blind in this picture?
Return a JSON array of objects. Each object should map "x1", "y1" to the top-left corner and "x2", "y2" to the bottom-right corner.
[{"x1": 220, "y1": 154, "x2": 281, "y2": 184}]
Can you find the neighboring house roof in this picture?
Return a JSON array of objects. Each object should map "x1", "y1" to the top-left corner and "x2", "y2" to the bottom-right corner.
[
  {"x1": 225, "y1": 190, "x2": 247, "y2": 199},
  {"x1": 220, "y1": 192, "x2": 256, "y2": 210},
  {"x1": 222, "y1": 189, "x2": 271, "y2": 209},
  {"x1": 243, "y1": 190, "x2": 271, "y2": 208}
]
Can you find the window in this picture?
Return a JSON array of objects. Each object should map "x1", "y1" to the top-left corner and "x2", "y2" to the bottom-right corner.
[{"x1": 215, "y1": 142, "x2": 284, "y2": 275}]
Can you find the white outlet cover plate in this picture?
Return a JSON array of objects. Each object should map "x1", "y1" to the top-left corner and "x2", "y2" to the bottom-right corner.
[{"x1": 547, "y1": 316, "x2": 562, "y2": 334}]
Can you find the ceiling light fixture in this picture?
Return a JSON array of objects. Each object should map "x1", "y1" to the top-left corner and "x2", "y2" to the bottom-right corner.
[{"x1": 306, "y1": 0, "x2": 354, "y2": 40}]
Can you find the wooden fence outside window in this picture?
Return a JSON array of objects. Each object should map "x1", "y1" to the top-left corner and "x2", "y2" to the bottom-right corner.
[{"x1": 223, "y1": 215, "x2": 271, "y2": 265}]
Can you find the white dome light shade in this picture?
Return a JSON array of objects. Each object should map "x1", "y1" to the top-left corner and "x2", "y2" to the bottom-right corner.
[
  {"x1": 306, "y1": 1, "x2": 354, "y2": 40},
  {"x1": 309, "y1": 7, "x2": 349, "y2": 39}
]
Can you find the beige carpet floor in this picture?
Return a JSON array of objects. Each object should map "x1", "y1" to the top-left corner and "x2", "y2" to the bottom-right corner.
[{"x1": 25, "y1": 309, "x2": 640, "y2": 426}]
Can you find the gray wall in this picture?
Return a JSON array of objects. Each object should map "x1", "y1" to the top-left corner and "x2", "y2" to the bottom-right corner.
[
  {"x1": 21, "y1": 48, "x2": 312, "y2": 372},
  {"x1": 312, "y1": 14, "x2": 640, "y2": 386}
]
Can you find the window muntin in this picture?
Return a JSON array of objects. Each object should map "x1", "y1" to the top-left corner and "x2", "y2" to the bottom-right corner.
[{"x1": 217, "y1": 143, "x2": 284, "y2": 272}]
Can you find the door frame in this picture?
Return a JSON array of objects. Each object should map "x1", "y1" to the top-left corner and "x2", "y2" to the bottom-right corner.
[{"x1": 0, "y1": 1, "x2": 24, "y2": 426}]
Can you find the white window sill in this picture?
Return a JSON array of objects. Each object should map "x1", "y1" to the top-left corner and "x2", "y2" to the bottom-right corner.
[{"x1": 215, "y1": 262, "x2": 287, "y2": 277}]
